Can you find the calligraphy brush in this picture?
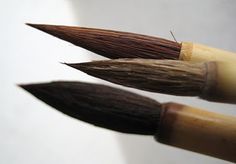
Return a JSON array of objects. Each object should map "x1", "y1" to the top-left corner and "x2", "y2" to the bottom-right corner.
[
  {"x1": 64, "y1": 59, "x2": 236, "y2": 104},
  {"x1": 19, "y1": 81, "x2": 236, "y2": 162},
  {"x1": 26, "y1": 23, "x2": 236, "y2": 62}
]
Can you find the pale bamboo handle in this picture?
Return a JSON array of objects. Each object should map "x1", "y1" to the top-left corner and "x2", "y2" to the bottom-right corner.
[
  {"x1": 156, "y1": 102, "x2": 236, "y2": 162},
  {"x1": 214, "y1": 62, "x2": 236, "y2": 103},
  {"x1": 201, "y1": 62, "x2": 236, "y2": 104},
  {"x1": 180, "y1": 42, "x2": 236, "y2": 63}
]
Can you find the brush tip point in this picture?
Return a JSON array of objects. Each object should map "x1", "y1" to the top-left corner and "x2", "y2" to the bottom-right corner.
[
  {"x1": 17, "y1": 83, "x2": 26, "y2": 88},
  {"x1": 25, "y1": 23, "x2": 47, "y2": 30},
  {"x1": 59, "y1": 62, "x2": 67, "y2": 65},
  {"x1": 63, "y1": 62, "x2": 79, "y2": 68},
  {"x1": 25, "y1": 23, "x2": 36, "y2": 27},
  {"x1": 61, "y1": 62, "x2": 73, "y2": 67},
  {"x1": 17, "y1": 83, "x2": 32, "y2": 92},
  {"x1": 61, "y1": 62, "x2": 79, "y2": 69}
]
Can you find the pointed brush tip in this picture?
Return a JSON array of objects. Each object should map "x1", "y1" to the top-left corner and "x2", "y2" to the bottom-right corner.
[
  {"x1": 63, "y1": 62, "x2": 84, "y2": 69},
  {"x1": 59, "y1": 61, "x2": 67, "y2": 65},
  {"x1": 25, "y1": 22, "x2": 32, "y2": 26},
  {"x1": 17, "y1": 83, "x2": 33, "y2": 92},
  {"x1": 18, "y1": 82, "x2": 44, "y2": 91},
  {"x1": 61, "y1": 62, "x2": 74, "y2": 67},
  {"x1": 17, "y1": 83, "x2": 27, "y2": 88},
  {"x1": 25, "y1": 23, "x2": 50, "y2": 31},
  {"x1": 25, "y1": 22, "x2": 31, "y2": 26},
  {"x1": 25, "y1": 23, "x2": 38, "y2": 28},
  {"x1": 61, "y1": 62, "x2": 79, "y2": 69}
]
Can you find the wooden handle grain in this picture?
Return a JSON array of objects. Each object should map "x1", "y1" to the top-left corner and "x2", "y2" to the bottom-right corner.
[
  {"x1": 156, "y1": 102, "x2": 236, "y2": 162},
  {"x1": 180, "y1": 42, "x2": 236, "y2": 63}
]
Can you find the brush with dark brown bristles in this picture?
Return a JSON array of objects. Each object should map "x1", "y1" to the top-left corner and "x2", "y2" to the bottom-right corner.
[
  {"x1": 64, "y1": 59, "x2": 236, "y2": 104},
  {"x1": 19, "y1": 81, "x2": 236, "y2": 162},
  {"x1": 26, "y1": 23, "x2": 236, "y2": 62}
]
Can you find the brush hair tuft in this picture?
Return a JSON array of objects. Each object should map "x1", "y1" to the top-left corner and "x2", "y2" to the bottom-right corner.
[
  {"x1": 69, "y1": 59, "x2": 206, "y2": 96},
  {"x1": 20, "y1": 81, "x2": 162, "y2": 135}
]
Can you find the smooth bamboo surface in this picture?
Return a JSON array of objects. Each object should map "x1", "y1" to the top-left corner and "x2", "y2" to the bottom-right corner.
[
  {"x1": 201, "y1": 62, "x2": 236, "y2": 104},
  {"x1": 214, "y1": 62, "x2": 236, "y2": 103},
  {"x1": 180, "y1": 42, "x2": 236, "y2": 63},
  {"x1": 157, "y1": 102, "x2": 236, "y2": 162}
]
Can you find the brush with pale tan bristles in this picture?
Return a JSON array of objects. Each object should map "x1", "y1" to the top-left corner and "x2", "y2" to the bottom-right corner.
[
  {"x1": 19, "y1": 81, "x2": 236, "y2": 162},
  {"x1": 26, "y1": 23, "x2": 236, "y2": 62},
  {"x1": 64, "y1": 59, "x2": 236, "y2": 104}
]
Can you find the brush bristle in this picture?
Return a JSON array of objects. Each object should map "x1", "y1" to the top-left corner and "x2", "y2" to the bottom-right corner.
[
  {"x1": 65, "y1": 59, "x2": 206, "y2": 96},
  {"x1": 19, "y1": 81, "x2": 161, "y2": 135},
  {"x1": 26, "y1": 23, "x2": 181, "y2": 59}
]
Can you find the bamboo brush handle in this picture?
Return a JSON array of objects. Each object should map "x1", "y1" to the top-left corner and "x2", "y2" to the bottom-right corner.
[
  {"x1": 216, "y1": 63, "x2": 236, "y2": 99},
  {"x1": 180, "y1": 42, "x2": 236, "y2": 62},
  {"x1": 156, "y1": 102, "x2": 236, "y2": 162},
  {"x1": 201, "y1": 62, "x2": 236, "y2": 104}
]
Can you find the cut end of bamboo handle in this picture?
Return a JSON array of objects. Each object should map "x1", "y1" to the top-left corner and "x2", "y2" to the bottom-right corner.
[{"x1": 180, "y1": 42, "x2": 236, "y2": 63}]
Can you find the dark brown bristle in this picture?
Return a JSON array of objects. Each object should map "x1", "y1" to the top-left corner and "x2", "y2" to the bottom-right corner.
[
  {"x1": 19, "y1": 81, "x2": 161, "y2": 135},
  {"x1": 65, "y1": 59, "x2": 206, "y2": 96},
  {"x1": 26, "y1": 23, "x2": 181, "y2": 59}
]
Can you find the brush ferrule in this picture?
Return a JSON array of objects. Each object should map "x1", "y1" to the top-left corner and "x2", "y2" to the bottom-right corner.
[
  {"x1": 200, "y1": 62, "x2": 236, "y2": 104},
  {"x1": 154, "y1": 104, "x2": 166, "y2": 141},
  {"x1": 180, "y1": 42, "x2": 236, "y2": 63},
  {"x1": 154, "y1": 102, "x2": 183, "y2": 143},
  {"x1": 179, "y1": 42, "x2": 193, "y2": 61},
  {"x1": 200, "y1": 62, "x2": 217, "y2": 100},
  {"x1": 154, "y1": 104, "x2": 169, "y2": 142}
]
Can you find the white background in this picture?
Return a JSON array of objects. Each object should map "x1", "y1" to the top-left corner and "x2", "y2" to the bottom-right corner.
[{"x1": 1, "y1": 0, "x2": 236, "y2": 163}]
